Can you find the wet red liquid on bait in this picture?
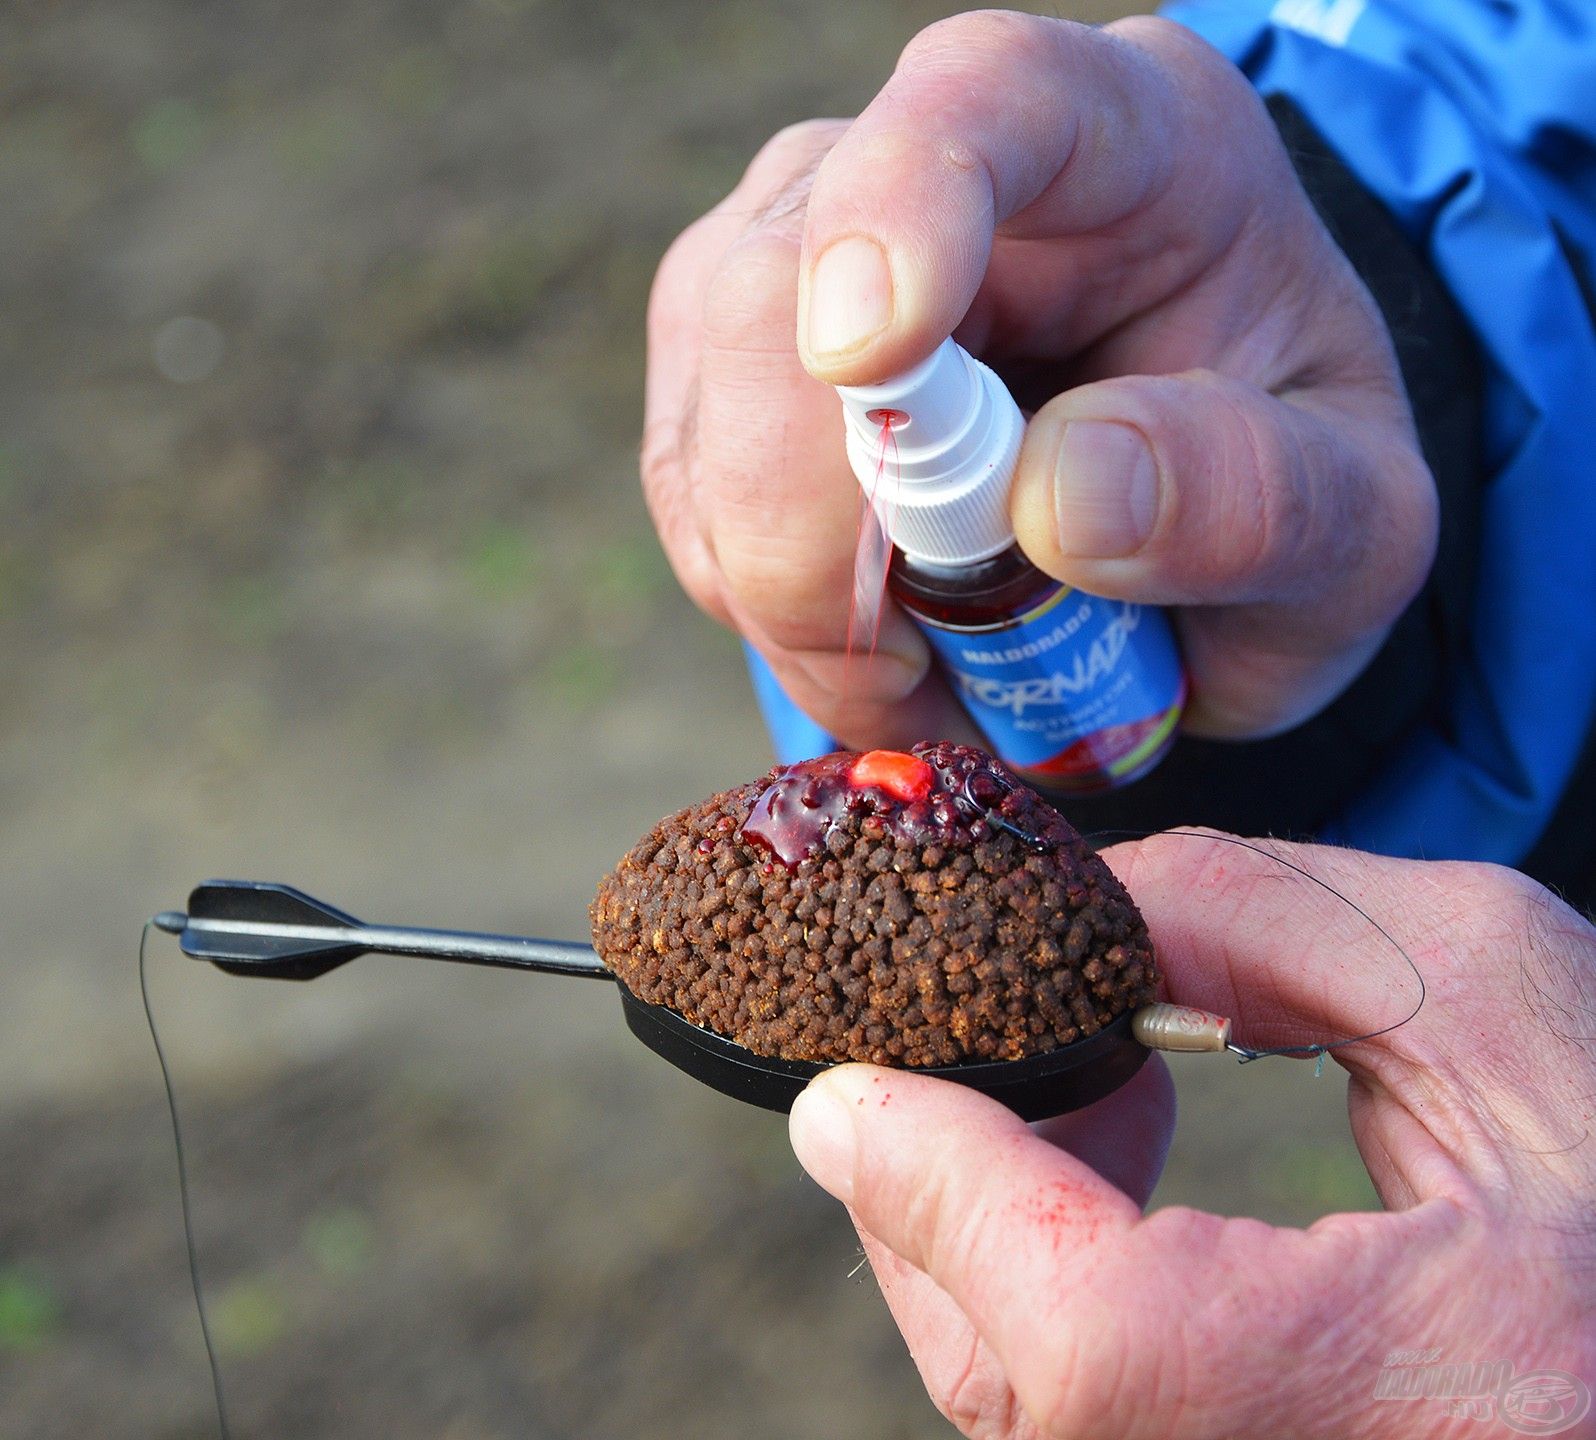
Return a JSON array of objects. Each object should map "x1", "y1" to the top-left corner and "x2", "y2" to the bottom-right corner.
[{"x1": 738, "y1": 744, "x2": 1026, "y2": 866}]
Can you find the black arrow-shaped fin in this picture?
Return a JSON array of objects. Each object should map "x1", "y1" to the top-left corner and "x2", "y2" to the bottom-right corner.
[{"x1": 181, "y1": 880, "x2": 365, "y2": 980}]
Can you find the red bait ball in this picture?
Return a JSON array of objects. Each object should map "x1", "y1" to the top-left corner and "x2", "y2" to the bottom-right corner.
[{"x1": 849, "y1": 749, "x2": 934, "y2": 802}]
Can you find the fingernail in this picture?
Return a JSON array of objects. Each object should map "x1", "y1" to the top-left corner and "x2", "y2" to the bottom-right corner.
[
  {"x1": 791, "y1": 644, "x2": 925, "y2": 704},
  {"x1": 1053, "y1": 420, "x2": 1159, "y2": 558},
  {"x1": 803, "y1": 237, "x2": 893, "y2": 360},
  {"x1": 789, "y1": 1077, "x2": 859, "y2": 1204}
]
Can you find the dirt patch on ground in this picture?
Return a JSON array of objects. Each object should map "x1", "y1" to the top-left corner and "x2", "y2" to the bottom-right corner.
[{"x1": 6, "y1": 1047, "x2": 935, "y2": 1440}]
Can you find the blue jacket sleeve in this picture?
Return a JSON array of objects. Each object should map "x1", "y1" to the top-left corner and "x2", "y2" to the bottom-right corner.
[{"x1": 1161, "y1": 0, "x2": 1596, "y2": 865}]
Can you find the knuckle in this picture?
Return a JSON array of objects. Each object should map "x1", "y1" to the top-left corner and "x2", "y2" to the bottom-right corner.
[
  {"x1": 1135, "y1": 1200, "x2": 1230, "y2": 1261},
  {"x1": 1023, "y1": 1212, "x2": 1217, "y2": 1436},
  {"x1": 700, "y1": 231, "x2": 800, "y2": 351},
  {"x1": 1213, "y1": 392, "x2": 1438, "y2": 613},
  {"x1": 639, "y1": 432, "x2": 722, "y2": 615},
  {"x1": 638, "y1": 416, "x2": 686, "y2": 508},
  {"x1": 1382, "y1": 445, "x2": 1441, "y2": 596},
  {"x1": 1144, "y1": 373, "x2": 1300, "y2": 591},
  {"x1": 1438, "y1": 862, "x2": 1556, "y2": 935},
  {"x1": 748, "y1": 119, "x2": 845, "y2": 181},
  {"x1": 648, "y1": 213, "x2": 723, "y2": 329},
  {"x1": 731, "y1": 586, "x2": 843, "y2": 657},
  {"x1": 1110, "y1": 13, "x2": 1271, "y2": 127},
  {"x1": 1109, "y1": 12, "x2": 1228, "y2": 72},
  {"x1": 932, "y1": 1341, "x2": 1027, "y2": 1435},
  {"x1": 1018, "y1": 1278, "x2": 1152, "y2": 1440},
  {"x1": 895, "y1": 1160, "x2": 965, "y2": 1277},
  {"x1": 1230, "y1": 401, "x2": 1310, "y2": 586},
  {"x1": 899, "y1": 9, "x2": 1054, "y2": 75},
  {"x1": 672, "y1": 549, "x2": 727, "y2": 624},
  {"x1": 714, "y1": 537, "x2": 845, "y2": 652},
  {"x1": 740, "y1": 607, "x2": 835, "y2": 657},
  {"x1": 1177, "y1": 376, "x2": 1372, "y2": 599},
  {"x1": 737, "y1": 123, "x2": 845, "y2": 232},
  {"x1": 753, "y1": 617, "x2": 838, "y2": 658},
  {"x1": 1018, "y1": 1340, "x2": 1086, "y2": 1438},
  {"x1": 811, "y1": 124, "x2": 934, "y2": 202},
  {"x1": 1027, "y1": 1351, "x2": 1119, "y2": 1440}
]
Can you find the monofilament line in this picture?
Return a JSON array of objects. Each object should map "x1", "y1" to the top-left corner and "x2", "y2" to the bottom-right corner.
[{"x1": 139, "y1": 918, "x2": 234, "y2": 1440}]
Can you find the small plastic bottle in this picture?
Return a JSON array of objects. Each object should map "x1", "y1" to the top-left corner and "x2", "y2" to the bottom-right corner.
[{"x1": 836, "y1": 340, "x2": 1185, "y2": 794}]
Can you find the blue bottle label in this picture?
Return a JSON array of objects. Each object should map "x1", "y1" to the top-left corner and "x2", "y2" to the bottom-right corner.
[{"x1": 913, "y1": 586, "x2": 1184, "y2": 785}]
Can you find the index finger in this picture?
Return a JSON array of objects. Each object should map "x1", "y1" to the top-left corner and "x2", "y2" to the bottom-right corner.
[
  {"x1": 796, "y1": 14, "x2": 1272, "y2": 380},
  {"x1": 793, "y1": 1064, "x2": 1459, "y2": 1439},
  {"x1": 1102, "y1": 830, "x2": 1431, "y2": 1062}
]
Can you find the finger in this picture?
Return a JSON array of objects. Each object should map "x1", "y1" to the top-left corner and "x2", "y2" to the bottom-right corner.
[
  {"x1": 853, "y1": 1058, "x2": 1174, "y2": 1434},
  {"x1": 795, "y1": 14, "x2": 1274, "y2": 381},
  {"x1": 650, "y1": 122, "x2": 982, "y2": 744},
  {"x1": 731, "y1": 601, "x2": 985, "y2": 753},
  {"x1": 1109, "y1": 833, "x2": 1596, "y2": 1227},
  {"x1": 643, "y1": 121, "x2": 850, "y2": 623},
  {"x1": 789, "y1": 1065, "x2": 1142, "y2": 1386},
  {"x1": 642, "y1": 215, "x2": 738, "y2": 622},
  {"x1": 793, "y1": 1062, "x2": 1470, "y2": 1439},
  {"x1": 692, "y1": 224, "x2": 931, "y2": 708},
  {"x1": 1010, "y1": 371, "x2": 1438, "y2": 737},
  {"x1": 1100, "y1": 831, "x2": 1437, "y2": 1074},
  {"x1": 1100, "y1": 832, "x2": 1415, "y2": 1057},
  {"x1": 854, "y1": 1233, "x2": 1035, "y2": 1440},
  {"x1": 691, "y1": 198, "x2": 978, "y2": 743}
]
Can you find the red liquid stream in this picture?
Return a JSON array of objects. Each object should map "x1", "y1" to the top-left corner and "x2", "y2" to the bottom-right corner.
[{"x1": 842, "y1": 413, "x2": 901, "y2": 693}]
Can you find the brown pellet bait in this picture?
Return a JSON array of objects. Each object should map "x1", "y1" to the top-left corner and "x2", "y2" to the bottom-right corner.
[{"x1": 590, "y1": 741, "x2": 1158, "y2": 1067}]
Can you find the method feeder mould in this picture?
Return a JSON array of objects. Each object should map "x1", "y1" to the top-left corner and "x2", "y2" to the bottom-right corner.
[
  {"x1": 151, "y1": 885, "x2": 1238, "y2": 1120},
  {"x1": 150, "y1": 744, "x2": 1420, "y2": 1119}
]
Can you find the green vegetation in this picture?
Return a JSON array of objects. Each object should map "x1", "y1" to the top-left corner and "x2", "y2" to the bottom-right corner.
[
  {"x1": 214, "y1": 574, "x2": 287, "y2": 646},
  {"x1": 131, "y1": 98, "x2": 211, "y2": 174},
  {"x1": 0, "y1": 1268, "x2": 63, "y2": 1353},
  {"x1": 1255, "y1": 1137, "x2": 1381, "y2": 1216},
  {"x1": 460, "y1": 521, "x2": 542, "y2": 601},
  {"x1": 303, "y1": 1207, "x2": 376, "y2": 1278},
  {"x1": 210, "y1": 1276, "x2": 289, "y2": 1358}
]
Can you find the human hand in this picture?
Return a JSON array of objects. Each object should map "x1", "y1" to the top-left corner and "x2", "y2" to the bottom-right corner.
[
  {"x1": 788, "y1": 836, "x2": 1596, "y2": 1438},
  {"x1": 643, "y1": 12, "x2": 1437, "y2": 746}
]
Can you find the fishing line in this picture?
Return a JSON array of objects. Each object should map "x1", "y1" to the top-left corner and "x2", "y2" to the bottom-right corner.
[
  {"x1": 1080, "y1": 828, "x2": 1428, "y2": 1063},
  {"x1": 139, "y1": 918, "x2": 233, "y2": 1440}
]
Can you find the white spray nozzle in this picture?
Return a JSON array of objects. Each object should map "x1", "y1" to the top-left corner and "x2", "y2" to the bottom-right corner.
[{"x1": 835, "y1": 338, "x2": 1023, "y2": 566}]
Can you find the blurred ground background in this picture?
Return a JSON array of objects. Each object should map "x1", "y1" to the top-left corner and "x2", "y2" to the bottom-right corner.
[{"x1": 0, "y1": 1, "x2": 1381, "y2": 1436}]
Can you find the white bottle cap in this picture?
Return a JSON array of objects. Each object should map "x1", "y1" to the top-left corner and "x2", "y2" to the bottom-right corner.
[{"x1": 835, "y1": 338, "x2": 1022, "y2": 565}]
